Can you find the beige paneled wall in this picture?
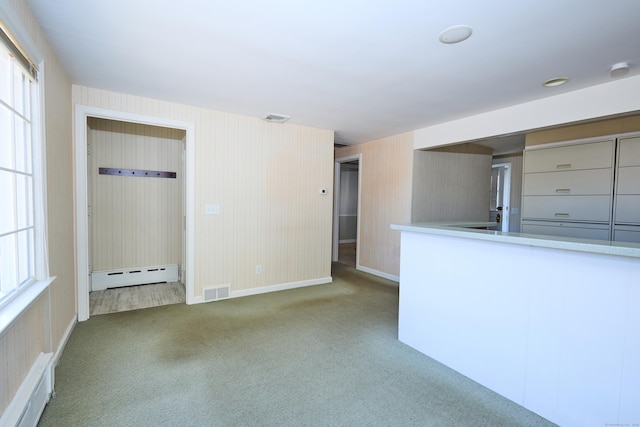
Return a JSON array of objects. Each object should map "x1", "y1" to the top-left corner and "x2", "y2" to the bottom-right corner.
[
  {"x1": 412, "y1": 144, "x2": 492, "y2": 223},
  {"x1": 1, "y1": 0, "x2": 74, "y2": 416},
  {"x1": 74, "y1": 86, "x2": 334, "y2": 296},
  {"x1": 493, "y1": 152, "x2": 523, "y2": 232},
  {"x1": 88, "y1": 118, "x2": 184, "y2": 272},
  {"x1": 526, "y1": 114, "x2": 640, "y2": 146},
  {"x1": 0, "y1": 295, "x2": 49, "y2": 413},
  {"x1": 335, "y1": 132, "x2": 414, "y2": 278}
]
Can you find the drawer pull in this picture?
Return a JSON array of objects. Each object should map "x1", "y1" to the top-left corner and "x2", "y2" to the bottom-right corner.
[
  {"x1": 556, "y1": 163, "x2": 572, "y2": 169},
  {"x1": 555, "y1": 188, "x2": 571, "y2": 193},
  {"x1": 555, "y1": 213, "x2": 570, "y2": 217}
]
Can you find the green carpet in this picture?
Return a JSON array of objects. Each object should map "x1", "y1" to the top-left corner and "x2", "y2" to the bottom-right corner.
[{"x1": 38, "y1": 263, "x2": 556, "y2": 426}]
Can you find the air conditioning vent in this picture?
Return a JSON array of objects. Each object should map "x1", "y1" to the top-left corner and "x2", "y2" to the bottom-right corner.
[
  {"x1": 203, "y1": 285, "x2": 231, "y2": 302},
  {"x1": 262, "y1": 113, "x2": 290, "y2": 123}
]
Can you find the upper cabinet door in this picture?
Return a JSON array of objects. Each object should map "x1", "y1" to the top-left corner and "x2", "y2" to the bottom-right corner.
[
  {"x1": 524, "y1": 139, "x2": 614, "y2": 173},
  {"x1": 617, "y1": 136, "x2": 640, "y2": 167}
]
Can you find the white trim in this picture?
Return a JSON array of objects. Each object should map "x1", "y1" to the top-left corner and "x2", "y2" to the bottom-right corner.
[
  {"x1": 357, "y1": 265, "x2": 399, "y2": 283},
  {"x1": 74, "y1": 105, "x2": 196, "y2": 321},
  {"x1": 50, "y1": 315, "x2": 76, "y2": 393},
  {"x1": 53, "y1": 316, "x2": 76, "y2": 366},
  {"x1": 230, "y1": 276, "x2": 333, "y2": 299}
]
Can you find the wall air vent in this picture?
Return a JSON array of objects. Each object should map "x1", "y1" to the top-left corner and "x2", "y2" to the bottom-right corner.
[
  {"x1": 203, "y1": 284, "x2": 231, "y2": 302},
  {"x1": 262, "y1": 113, "x2": 290, "y2": 123}
]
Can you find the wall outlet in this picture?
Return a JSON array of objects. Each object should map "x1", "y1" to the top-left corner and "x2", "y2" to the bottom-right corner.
[{"x1": 256, "y1": 265, "x2": 262, "y2": 275}]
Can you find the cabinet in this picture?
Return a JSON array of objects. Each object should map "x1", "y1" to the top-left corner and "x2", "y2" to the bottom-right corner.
[
  {"x1": 613, "y1": 136, "x2": 640, "y2": 241},
  {"x1": 522, "y1": 139, "x2": 615, "y2": 240}
]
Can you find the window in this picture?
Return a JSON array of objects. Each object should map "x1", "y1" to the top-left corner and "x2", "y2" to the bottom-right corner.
[{"x1": 0, "y1": 24, "x2": 45, "y2": 307}]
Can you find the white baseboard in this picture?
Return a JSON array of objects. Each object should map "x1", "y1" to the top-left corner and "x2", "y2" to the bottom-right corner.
[
  {"x1": 357, "y1": 265, "x2": 399, "y2": 283},
  {"x1": 0, "y1": 352, "x2": 53, "y2": 427},
  {"x1": 188, "y1": 276, "x2": 334, "y2": 305},
  {"x1": 51, "y1": 315, "x2": 77, "y2": 388},
  {"x1": 231, "y1": 276, "x2": 333, "y2": 299}
]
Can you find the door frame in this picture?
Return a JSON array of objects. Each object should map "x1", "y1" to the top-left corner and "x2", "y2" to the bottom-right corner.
[
  {"x1": 492, "y1": 162, "x2": 511, "y2": 232},
  {"x1": 74, "y1": 105, "x2": 195, "y2": 321},
  {"x1": 333, "y1": 154, "x2": 361, "y2": 264}
]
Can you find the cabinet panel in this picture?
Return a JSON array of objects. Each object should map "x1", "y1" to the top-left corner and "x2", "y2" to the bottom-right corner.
[
  {"x1": 615, "y1": 195, "x2": 640, "y2": 224},
  {"x1": 522, "y1": 222, "x2": 610, "y2": 240},
  {"x1": 524, "y1": 169, "x2": 612, "y2": 196},
  {"x1": 617, "y1": 137, "x2": 640, "y2": 167},
  {"x1": 522, "y1": 195, "x2": 611, "y2": 222},
  {"x1": 613, "y1": 227, "x2": 640, "y2": 243},
  {"x1": 524, "y1": 140, "x2": 614, "y2": 173},
  {"x1": 616, "y1": 166, "x2": 640, "y2": 194}
]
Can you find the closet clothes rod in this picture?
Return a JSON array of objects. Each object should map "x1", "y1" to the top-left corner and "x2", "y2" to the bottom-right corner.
[{"x1": 99, "y1": 167, "x2": 177, "y2": 179}]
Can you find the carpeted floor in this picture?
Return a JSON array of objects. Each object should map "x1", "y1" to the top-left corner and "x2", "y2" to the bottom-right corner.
[{"x1": 38, "y1": 263, "x2": 556, "y2": 427}]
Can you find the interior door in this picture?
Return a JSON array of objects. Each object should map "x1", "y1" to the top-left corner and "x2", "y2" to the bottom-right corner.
[{"x1": 490, "y1": 163, "x2": 511, "y2": 232}]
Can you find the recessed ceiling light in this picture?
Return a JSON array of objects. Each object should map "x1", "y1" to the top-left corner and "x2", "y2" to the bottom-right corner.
[
  {"x1": 439, "y1": 25, "x2": 473, "y2": 44},
  {"x1": 262, "y1": 113, "x2": 290, "y2": 123},
  {"x1": 610, "y1": 62, "x2": 630, "y2": 78},
  {"x1": 542, "y1": 77, "x2": 569, "y2": 87}
]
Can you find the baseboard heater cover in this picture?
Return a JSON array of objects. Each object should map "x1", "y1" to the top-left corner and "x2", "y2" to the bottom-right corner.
[
  {"x1": 91, "y1": 264, "x2": 179, "y2": 291},
  {"x1": 203, "y1": 284, "x2": 231, "y2": 302},
  {"x1": 0, "y1": 352, "x2": 53, "y2": 427}
]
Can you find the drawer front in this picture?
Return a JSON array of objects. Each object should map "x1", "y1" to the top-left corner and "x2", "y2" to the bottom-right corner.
[
  {"x1": 615, "y1": 195, "x2": 640, "y2": 224},
  {"x1": 522, "y1": 195, "x2": 611, "y2": 222},
  {"x1": 618, "y1": 136, "x2": 640, "y2": 167},
  {"x1": 522, "y1": 222, "x2": 610, "y2": 240},
  {"x1": 613, "y1": 227, "x2": 640, "y2": 244},
  {"x1": 524, "y1": 140, "x2": 614, "y2": 173},
  {"x1": 523, "y1": 169, "x2": 612, "y2": 196},
  {"x1": 616, "y1": 166, "x2": 640, "y2": 194}
]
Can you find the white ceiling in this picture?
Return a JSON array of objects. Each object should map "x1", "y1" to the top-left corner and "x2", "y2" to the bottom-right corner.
[{"x1": 27, "y1": 0, "x2": 640, "y2": 148}]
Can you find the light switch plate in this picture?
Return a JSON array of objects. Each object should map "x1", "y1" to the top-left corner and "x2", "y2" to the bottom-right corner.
[{"x1": 205, "y1": 204, "x2": 221, "y2": 215}]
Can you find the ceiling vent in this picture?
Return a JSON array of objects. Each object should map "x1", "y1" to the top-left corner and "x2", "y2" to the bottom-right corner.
[{"x1": 262, "y1": 113, "x2": 290, "y2": 123}]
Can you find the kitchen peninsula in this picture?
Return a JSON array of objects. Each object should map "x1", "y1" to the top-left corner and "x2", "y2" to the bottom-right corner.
[{"x1": 391, "y1": 222, "x2": 640, "y2": 427}]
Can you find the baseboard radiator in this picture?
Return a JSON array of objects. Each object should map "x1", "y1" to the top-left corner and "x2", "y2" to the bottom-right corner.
[
  {"x1": 0, "y1": 352, "x2": 53, "y2": 427},
  {"x1": 91, "y1": 264, "x2": 179, "y2": 291}
]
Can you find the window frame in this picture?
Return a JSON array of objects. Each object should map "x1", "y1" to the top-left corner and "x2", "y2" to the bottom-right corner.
[{"x1": 0, "y1": 4, "x2": 52, "y2": 334}]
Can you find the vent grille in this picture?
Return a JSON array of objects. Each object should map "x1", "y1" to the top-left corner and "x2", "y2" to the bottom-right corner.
[
  {"x1": 203, "y1": 285, "x2": 231, "y2": 302},
  {"x1": 262, "y1": 113, "x2": 290, "y2": 123}
]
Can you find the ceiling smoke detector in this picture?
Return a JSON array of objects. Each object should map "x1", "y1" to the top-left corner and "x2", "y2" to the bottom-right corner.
[
  {"x1": 439, "y1": 25, "x2": 473, "y2": 44},
  {"x1": 542, "y1": 77, "x2": 569, "y2": 87},
  {"x1": 610, "y1": 62, "x2": 630, "y2": 78},
  {"x1": 262, "y1": 113, "x2": 290, "y2": 123}
]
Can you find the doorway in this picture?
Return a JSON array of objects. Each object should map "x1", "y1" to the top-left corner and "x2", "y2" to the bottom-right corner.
[
  {"x1": 490, "y1": 163, "x2": 511, "y2": 232},
  {"x1": 75, "y1": 105, "x2": 195, "y2": 321},
  {"x1": 86, "y1": 118, "x2": 185, "y2": 314},
  {"x1": 333, "y1": 155, "x2": 361, "y2": 267}
]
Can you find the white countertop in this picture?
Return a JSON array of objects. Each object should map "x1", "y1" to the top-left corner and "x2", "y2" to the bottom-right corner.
[{"x1": 390, "y1": 222, "x2": 640, "y2": 259}]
